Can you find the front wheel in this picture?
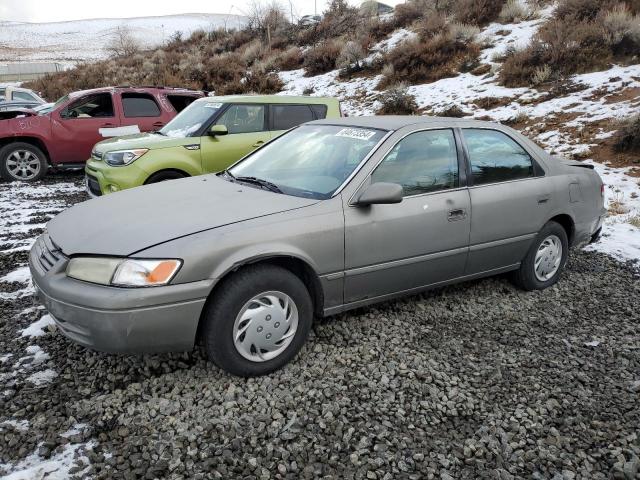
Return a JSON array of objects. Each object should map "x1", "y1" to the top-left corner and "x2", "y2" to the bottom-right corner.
[
  {"x1": 201, "y1": 265, "x2": 313, "y2": 377},
  {"x1": 512, "y1": 221, "x2": 569, "y2": 291},
  {"x1": 145, "y1": 170, "x2": 186, "y2": 184},
  {"x1": 0, "y1": 142, "x2": 48, "y2": 182}
]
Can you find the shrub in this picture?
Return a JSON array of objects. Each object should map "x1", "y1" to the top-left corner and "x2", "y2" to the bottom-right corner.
[
  {"x1": 337, "y1": 41, "x2": 366, "y2": 73},
  {"x1": 106, "y1": 25, "x2": 141, "y2": 58},
  {"x1": 448, "y1": 22, "x2": 481, "y2": 43},
  {"x1": 531, "y1": 64, "x2": 552, "y2": 84},
  {"x1": 601, "y1": 4, "x2": 640, "y2": 54},
  {"x1": 613, "y1": 115, "x2": 640, "y2": 152},
  {"x1": 555, "y1": 0, "x2": 610, "y2": 21},
  {"x1": 303, "y1": 41, "x2": 342, "y2": 76},
  {"x1": 499, "y1": 0, "x2": 535, "y2": 22},
  {"x1": 437, "y1": 105, "x2": 467, "y2": 117},
  {"x1": 380, "y1": 31, "x2": 481, "y2": 87},
  {"x1": 377, "y1": 83, "x2": 419, "y2": 114},
  {"x1": 453, "y1": 0, "x2": 506, "y2": 26},
  {"x1": 416, "y1": 12, "x2": 449, "y2": 40}
]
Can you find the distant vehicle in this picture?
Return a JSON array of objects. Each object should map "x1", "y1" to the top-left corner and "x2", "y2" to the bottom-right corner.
[
  {"x1": 299, "y1": 14, "x2": 322, "y2": 26},
  {"x1": 360, "y1": 0, "x2": 394, "y2": 16},
  {"x1": 30, "y1": 117, "x2": 606, "y2": 377},
  {"x1": 0, "y1": 86, "x2": 46, "y2": 105},
  {"x1": 0, "y1": 86, "x2": 203, "y2": 181},
  {"x1": 85, "y1": 95, "x2": 341, "y2": 197},
  {"x1": 32, "y1": 102, "x2": 55, "y2": 114},
  {"x1": 0, "y1": 100, "x2": 43, "y2": 111}
]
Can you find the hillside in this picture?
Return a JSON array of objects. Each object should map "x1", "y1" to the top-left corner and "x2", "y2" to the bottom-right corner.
[
  {"x1": 22, "y1": 0, "x2": 640, "y2": 262},
  {"x1": 0, "y1": 14, "x2": 246, "y2": 66}
]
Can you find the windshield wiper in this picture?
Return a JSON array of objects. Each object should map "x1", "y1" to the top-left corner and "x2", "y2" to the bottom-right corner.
[
  {"x1": 154, "y1": 130, "x2": 166, "y2": 136},
  {"x1": 235, "y1": 176, "x2": 282, "y2": 194}
]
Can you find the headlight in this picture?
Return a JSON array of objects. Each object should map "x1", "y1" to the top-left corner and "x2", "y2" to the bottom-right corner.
[
  {"x1": 103, "y1": 149, "x2": 148, "y2": 166},
  {"x1": 66, "y1": 257, "x2": 181, "y2": 287}
]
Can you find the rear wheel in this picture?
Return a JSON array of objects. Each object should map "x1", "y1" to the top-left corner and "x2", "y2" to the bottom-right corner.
[
  {"x1": 145, "y1": 170, "x2": 186, "y2": 184},
  {"x1": 512, "y1": 221, "x2": 569, "y2": 291},
  {"x1": 0, "y1": 142, "x2": 48, "y2": 182},
  {"x1": 201, "y1": 264, "x2": 313, "y2": 377}
]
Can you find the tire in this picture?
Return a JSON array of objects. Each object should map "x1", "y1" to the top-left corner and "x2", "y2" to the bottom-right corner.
[
  {"x1": 0, "y1": 142, "x2": 48, "y2": 182},
  {"x1": 145, "y1": 170, "x2": 186, "y2": 184},
  {"x1": 512, "y1": 221, "x2": 569, "y2": 291},
  {"x1": 202, "y1": 264, "x2": 313, "y2": 377}
]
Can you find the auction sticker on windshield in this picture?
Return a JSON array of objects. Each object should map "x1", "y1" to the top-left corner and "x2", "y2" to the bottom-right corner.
[{"x1": 335, "y1": 128, "x2": 377, "y2": 141}]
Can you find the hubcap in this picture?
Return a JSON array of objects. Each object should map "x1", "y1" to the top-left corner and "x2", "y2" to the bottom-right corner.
[
  {"x1": 232, "y1": 291, "x2": 298, "y2": 362},
  {"x1": 534, "y1": 235, "x2": 562, "y2": 282},
  {"x1": 6, "y1": 150, "x2": 41, "y2": 180}
]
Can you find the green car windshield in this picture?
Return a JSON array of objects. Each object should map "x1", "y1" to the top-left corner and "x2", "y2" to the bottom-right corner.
[
  {"x1": 160, "y1": 100, "x2": 224, "y2": 138},
  {"x1": 228, "y1": 124, "x2": 387, "y2": 199}
]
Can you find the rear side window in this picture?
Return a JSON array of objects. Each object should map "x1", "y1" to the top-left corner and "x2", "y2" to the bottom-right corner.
[
  {"x1": 122, "y1": 93, "x2": 161, "y2": 117},
  {"x1": 463, "y1": 129, "x2": 534, "y2": 185},
  {"x1": 272, "y1": 105, "x2": 314, "y2": 131},
  {"x1": 167, "y1": 95, "x2": 198, "y2": 113},
  {"x1": 310, "y1": 104, "x2": 328, "y2": 119}
]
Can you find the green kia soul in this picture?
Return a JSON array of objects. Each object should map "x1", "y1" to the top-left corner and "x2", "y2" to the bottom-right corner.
[{"x1": 85, "y1": 95, "x2": 341, "y2": 196}]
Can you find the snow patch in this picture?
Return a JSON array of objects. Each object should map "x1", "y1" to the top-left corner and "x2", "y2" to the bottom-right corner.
[
  {"x1": 0, "y1": 441, "x2": 96, "y2": 480},
  {"x1": 20, "y1": 315, "x2": 56, "y2": 338},
  {"x1": 26, "y1": 369, "x2": 58, "y2": 387}
]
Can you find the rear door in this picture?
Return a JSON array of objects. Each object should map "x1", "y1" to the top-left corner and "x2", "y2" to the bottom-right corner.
[
  {"x1": 343, "y1": 128, "x2": 471, "y2": 304},
  {"x1": 462, "y1": 128, "x2": 552, "y2": 274},
  {"x1": 118, "y1": 92, "x2": 168, "y2": 132},
  {"x1": 50, "y1": 92, "x2": 120, "y2": 164},
  {"x1": 269, "y1": 104, "x2": 317, "y2": 140},
  {"x1": 200, "y1": 103, "x2": 270, "y2": 173}
]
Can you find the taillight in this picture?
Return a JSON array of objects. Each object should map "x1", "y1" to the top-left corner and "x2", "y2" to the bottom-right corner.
[{"x1": 600, "y1": 183, "x2": 605, "y2": 198}]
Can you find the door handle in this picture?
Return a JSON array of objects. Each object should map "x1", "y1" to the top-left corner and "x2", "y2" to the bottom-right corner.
[
  {"x1": 252, "y1": 141, "x2": 265, "y2": 148},
  {"x1": 448, "y1": 208, "x2": 467, "y2": 221},
  {"x1": 152, "y1": 121, "x2": 165, "y2": 128},
  {"x1": 100, "y1": 123, "x2": 116, "y2": 127},
  {"x1": 537, "y1": 195, "x2": 550, "y2": 204}
]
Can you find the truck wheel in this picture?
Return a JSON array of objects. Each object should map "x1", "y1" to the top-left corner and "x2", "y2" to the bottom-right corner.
[
  {"x1": 0, "y1": 142, "x2": 48, "y2": 182},
  {"x1": 201, "y1": 264, "x2": 313, "y2": 377},
  {"x1": 511, "y1": 221, "x2": 569, "y2": 291}
]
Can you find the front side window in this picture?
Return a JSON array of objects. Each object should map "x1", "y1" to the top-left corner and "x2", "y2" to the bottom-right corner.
[
  {"x1": 216, "y1": 104, "x2": 265, "y2": 134},
  {"x1": 371, "y1": 129, "x2": 459, "y2": 196},
  {"x1": 122, "y1": 93, "x2": 161, "y2": 117},
  {"x1": 159, "y1": 100, "x2": 223, "y2": 138},
  {"x1": 463, "y1": 129, "x2": 534, "y2": 185},
  {"x1": 62, "y1": 93, "x2": 114, "y2": 119},
  {"x1": 228, "y1": 125, "x2": 387, "y2": 199},
  {"x1": 272, "y1": 105, "x2": 314, "y2": 130}
]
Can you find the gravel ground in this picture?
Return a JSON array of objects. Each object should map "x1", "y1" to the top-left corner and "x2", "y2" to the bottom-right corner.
[{"x1": 0, "y1": 173, "x2": 639, "y2": 480}]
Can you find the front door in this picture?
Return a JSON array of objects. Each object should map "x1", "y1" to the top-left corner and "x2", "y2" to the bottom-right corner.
[
  {"x1": 343, "y1": 128, "x2": 471, "y2": 304},
  {"x1": 201, "y1": 104, "x2": 270, "y2": 173},
  {"x1": 462, "y1": 128, "x2": 552, "y2": 273},
  {"x1": 50, "y1": 92, "x2": 120, "y2": 164}
]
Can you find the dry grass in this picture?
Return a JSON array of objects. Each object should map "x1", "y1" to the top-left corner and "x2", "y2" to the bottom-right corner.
[
  {"x1": 613, "y1": 115, "x2": 640, "y2": 153},
  {"x1": 628, "y1": 214, "x2": 640, "y2": 228},
  {"x1": 608, "y1": 191, "x2": 629, "y2": 215},
  {"x1": 499, "y1": 0, "x2": 640, "y2": 87},
  {"x1": 377, "y1": 83, "x2": 419, "y2": 114}
]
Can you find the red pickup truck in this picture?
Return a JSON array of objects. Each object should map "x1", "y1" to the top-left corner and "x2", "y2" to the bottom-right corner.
[{"x1": 0, "y1": 86, "x2": 203, "y2": 181}]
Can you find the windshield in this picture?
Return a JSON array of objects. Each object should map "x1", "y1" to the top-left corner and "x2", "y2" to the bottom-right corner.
[
  {"x1": 159, "y1": 100, "x2": 224, "y2": 138},
  {"x1": 228, "y1": 124, "x2": 387, "y2": 199}
]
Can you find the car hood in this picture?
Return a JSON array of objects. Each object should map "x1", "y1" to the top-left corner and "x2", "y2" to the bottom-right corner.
[
  {"x1": 93, "y1": 132, "x2": 197, "y2": 153},
  {"x1": 47, "y1": 175, "x2": 318, "y2": 256}
]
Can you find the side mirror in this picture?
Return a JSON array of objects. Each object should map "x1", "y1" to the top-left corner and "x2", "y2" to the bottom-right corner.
[
  {"x1": 354, "y1": 182, "x2": 403, "y2": 206},
  {"x1": 209, "y1": 124, "x2": 228, "y2": 137}
]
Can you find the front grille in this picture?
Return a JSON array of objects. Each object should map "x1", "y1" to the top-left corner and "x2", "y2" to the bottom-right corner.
[
  {"x1": 91, "y1": 150, "x2": 103, "y2": 161},
  {"x1": 86, "y1": 174, "x2": 102, "y2": 197},
  {"x1": 34, "y1": 234, "x2": 65, "y2": 273}
]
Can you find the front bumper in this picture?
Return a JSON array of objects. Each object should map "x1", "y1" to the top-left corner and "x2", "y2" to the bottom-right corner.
[
  {"x1": 29, "y1": 234, "x2": 213, "y2": 354},
  {"x1": 85, "y1": 158, "x2": 149, "y2": 198}
]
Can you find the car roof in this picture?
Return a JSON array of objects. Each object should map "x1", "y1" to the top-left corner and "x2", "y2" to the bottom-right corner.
[
  {"x1": 309, "y1": 115, "x2": 516, "y2": 131},
  {"x1": 68, "y1": 86, "x2": 201, "y2": 99},
  {"x1": 199, "y1": 95, "x2": 338, "y2": 105}
]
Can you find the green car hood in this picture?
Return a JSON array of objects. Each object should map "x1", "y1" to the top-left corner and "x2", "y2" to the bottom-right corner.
[{"x1": 93, "y1": 133, "x2": 198, "y2": 153}]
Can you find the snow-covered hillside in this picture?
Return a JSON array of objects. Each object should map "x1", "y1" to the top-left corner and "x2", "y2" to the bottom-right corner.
[{"x1": 0, "y1": 14, "x2": 246, "y2": 65}]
